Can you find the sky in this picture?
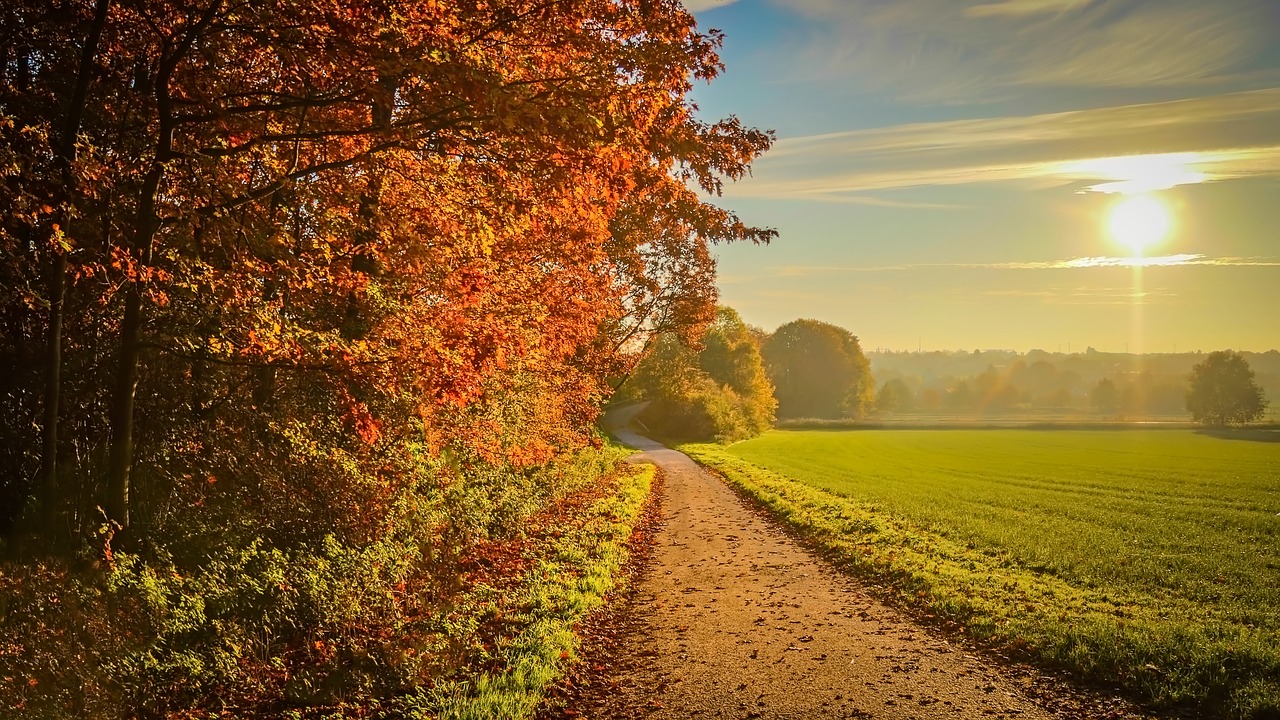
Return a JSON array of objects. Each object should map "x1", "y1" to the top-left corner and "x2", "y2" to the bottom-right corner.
[{"x1": 684, "y1": 0, "x2": 1280, "y2": 353}]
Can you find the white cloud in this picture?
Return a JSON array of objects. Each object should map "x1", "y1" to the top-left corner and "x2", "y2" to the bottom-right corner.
[
  {"x1": 978, "y1": 254, "x2": 1278, "y2": 269},
  {"x1": 760, "y1": 255, "x2": 1280, "y2": 276},
  {"x1": 728, "y1": 89, "x2": 1280, "y2": 198}
]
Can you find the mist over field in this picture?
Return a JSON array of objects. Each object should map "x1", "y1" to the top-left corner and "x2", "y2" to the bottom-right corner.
[{"x1": 866, "y1": 348, "x2": 1280, "y2": 420}]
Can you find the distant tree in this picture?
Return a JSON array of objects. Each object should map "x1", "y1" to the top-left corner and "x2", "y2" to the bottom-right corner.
[
  {"x1": 1091, "y1": 378, "x2": 1120, "y2": 414},
  {"x1": 1019, "y1": 360, "x2": 1060, "y2": 397},
  {"x1": 876, "y1": 378, "x2": 914, "y2": 413},
  {"x1": 762, "y1": 319, "x2": 873, "y2": 419},
  {"x1": 918, "y1": 388, "x2": 944, "y2": 412},
  {"x1": 698, "y1": 307, "x2": 777, "y2": 435},
  {"x1": 1044, "y1": 387, "x2": 1075, "y2": 409},
  {"x1": 1120, "y1": 381, "x2": 1144, "y2": 416},
  {"x1": 630, "y1": 307, "x2": 775, "y2": 442},
  {"x1": 1186, "y1": 351, "x2": 1268, "y2": 427},
  {"x1": 947, "y1": 380, "x2": 975, "y2": 411},
  {"x1": 974, "y1": 366, "x2": 1023, "y2": 411}
]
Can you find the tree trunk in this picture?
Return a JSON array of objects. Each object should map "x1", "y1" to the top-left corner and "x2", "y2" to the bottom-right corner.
[
  {"x1": 40, "y1": 251, "x2": 66, "y2": 528},
  {"x1": 40, "y1": 0, "x2": 111, "y2": 538},
  {"x1": 105, "y1": 282, "x2": 142, "y2": 526},
  {"x1": 105, "y1": 1, "x2": 221, "y2": 528}
]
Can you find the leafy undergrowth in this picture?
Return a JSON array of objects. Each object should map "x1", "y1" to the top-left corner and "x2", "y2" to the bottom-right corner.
[
  {"x1": 681, "y1": 442, "x2": 1280, "y2": 720},
  {"x1": 0, "y1": 452, "x2": 653, "y2": 720}
]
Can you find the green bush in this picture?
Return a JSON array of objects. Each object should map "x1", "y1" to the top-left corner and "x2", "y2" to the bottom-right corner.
[{"x1": 0, "y1": 443, "x2": 635, "y2": 719}]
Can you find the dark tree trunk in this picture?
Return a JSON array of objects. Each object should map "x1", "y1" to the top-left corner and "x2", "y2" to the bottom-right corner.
[
  {"x1": 40, "y1": 0, "x2": 111, "y2": 538},
  {"x1": 105, "y1": 1, "x2": 221, "y2": 528},
  {"x1": 40, "y1": 251, "x2": 66, "y2": 526},
  {"x1": 105, "y1": 282, "x2": 143, "y2": 526}
]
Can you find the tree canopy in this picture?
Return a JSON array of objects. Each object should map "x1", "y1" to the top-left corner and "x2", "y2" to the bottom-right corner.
[
  {"x1": 762, "y1": 319, "x2": 874, "y2": 420},
  {"x1": 1186, "y1": 351, "x2": 1268, "y2": 427},
  {"x1": 0, "y1": 0, "x2": 774, "y2": 542},
  {"x1": 1091, "y1": 378, "x2": 1120, "y2": 414},
  {"x1": 876, "y1": 378, "x2": 914, "y2": 413},
  {"x1": 629, "y1": 306, "x2": 775, "y2": 442},
  {"x1": 1, "y1": 1, "x2": 775, "y2": 714}
]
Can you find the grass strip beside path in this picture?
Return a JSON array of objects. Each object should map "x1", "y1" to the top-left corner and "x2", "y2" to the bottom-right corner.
[
  {"x1": 680, "y1": 443, "x2": 1279, "y2": 720},
  {"x1": 418, "y1": 463, "x2": 655, "y2": 720}
]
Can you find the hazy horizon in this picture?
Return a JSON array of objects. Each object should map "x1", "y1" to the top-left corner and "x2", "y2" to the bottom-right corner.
[
  {"x1": 685, "y1": 0, "x2": 1280, "y2": 353},
  {"x1": 866, "y1": 345, "x2": 1280, "y2": 355}
]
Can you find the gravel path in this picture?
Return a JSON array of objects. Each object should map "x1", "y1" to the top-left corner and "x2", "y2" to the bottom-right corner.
[{"x1": 548, "y1": 412, "x2": 1156, "y2": 720}]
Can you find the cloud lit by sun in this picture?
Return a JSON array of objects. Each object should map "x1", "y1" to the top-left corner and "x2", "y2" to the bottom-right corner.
[{"x1": 1061, "y1": 153, "x2": 1209, "y2": 194}]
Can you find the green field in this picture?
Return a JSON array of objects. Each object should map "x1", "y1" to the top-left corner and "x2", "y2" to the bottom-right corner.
[{"x1": 682, "y1": 430, "x2": 1280, "y2": 719}]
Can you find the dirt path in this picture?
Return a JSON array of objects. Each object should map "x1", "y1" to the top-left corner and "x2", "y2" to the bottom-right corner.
[{"x1": 546, "y1": 413, "x2": 1154, "y2": 720}]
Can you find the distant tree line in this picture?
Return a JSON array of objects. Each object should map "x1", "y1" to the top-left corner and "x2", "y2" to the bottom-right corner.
[
  {"x1": 868, "y1": 348, "x2": 1273, "y2": 426},
  {"x1": 626, "y1": 314, "x2": 874, "y2": 440},
  {"x1": 628, "y1": 320, "x2": 1274, "y2": 435}
]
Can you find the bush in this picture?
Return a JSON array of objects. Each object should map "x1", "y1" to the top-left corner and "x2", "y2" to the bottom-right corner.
[{"x1": 0, "y1": 444, "x2": 632, "y2": 719}]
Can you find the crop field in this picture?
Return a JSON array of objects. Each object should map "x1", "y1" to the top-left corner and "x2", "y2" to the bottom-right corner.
[{"x1": 683, "y1": 429, "x2": 1280, "y2": 719}]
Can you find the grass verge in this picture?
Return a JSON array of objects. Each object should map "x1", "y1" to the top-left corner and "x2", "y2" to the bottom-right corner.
[
  {"x1": 680, "y1": 442, "x2": 1279, "y2": 720},
  {"x1": 406, "y1": 462, "x2": 655, "y2": 720}
]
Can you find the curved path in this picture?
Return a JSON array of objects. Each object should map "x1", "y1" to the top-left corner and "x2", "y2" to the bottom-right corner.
[{"x1": 575, "y1": 411, "x2": 1151, "y2": 719}]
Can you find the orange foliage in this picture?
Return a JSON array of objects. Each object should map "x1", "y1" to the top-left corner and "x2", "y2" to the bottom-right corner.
[{"x1": 1, "y1": 0, "x2": 773, "y2": 539}]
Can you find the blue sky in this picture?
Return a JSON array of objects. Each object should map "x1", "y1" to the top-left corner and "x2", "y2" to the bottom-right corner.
[{"x1": 686, "y1": 0, "x2": 1280, "y2": 352}]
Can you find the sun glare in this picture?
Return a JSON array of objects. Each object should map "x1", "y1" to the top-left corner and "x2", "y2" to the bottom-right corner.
[
  {"x1": 1060, "y1": 152, "x2": 1210, "y2": 194},
  {"x1": 1108, "y1": 195, "x2": 1171, "y2": 255}
]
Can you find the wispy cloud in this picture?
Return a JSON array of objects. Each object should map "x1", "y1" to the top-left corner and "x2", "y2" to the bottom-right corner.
[
  {"x1": 784, "y1": 194, "x2": 965, "y2": 209},
  {"x1": 965, "y1": 0, "x2": 1093, "y2": 18},
  {"x1": 729, "y1": 89, "x2": 1280, "y2": 199},
  {"x1": 979, "y1": 254, "x2": 1280, "y2": 269},
  {"x1": 1051, "y1": 289, "x2": 1176, "y2": 306},
  {"x1": 978, "y1": 289, "x2": 1057, "y2": 297},
  {"x1": 772, "y1": 0, "x2": 1271, "y2": 98},
  {"x1": 763, "y1": 255, "x2": 1280, "y2": 276}
]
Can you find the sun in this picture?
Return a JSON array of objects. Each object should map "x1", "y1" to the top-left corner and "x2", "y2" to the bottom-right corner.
[{"x1": 1108, "y1": 195, "x2": 1171, "y2": 255}]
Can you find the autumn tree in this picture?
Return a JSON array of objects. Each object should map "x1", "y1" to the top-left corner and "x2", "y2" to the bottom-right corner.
[
  {"x1": 1, "y1": 0, "x2": 777, "y2": 713},
  {"x1": 1, "y1": 0, "x2": 773, "y2": 542},
  {"x1": 762, "y1": 319, "x2": 874, "y2": 420},
  {"x1": 1186, "y1": 351, "x2": 1268, "y2": 427},
  {"x1": 630, "y1": 306, "x2": 775, "y2": 442},
  {"x1": 698, "y1": 307, "x2": 777, "y2": 434}
]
